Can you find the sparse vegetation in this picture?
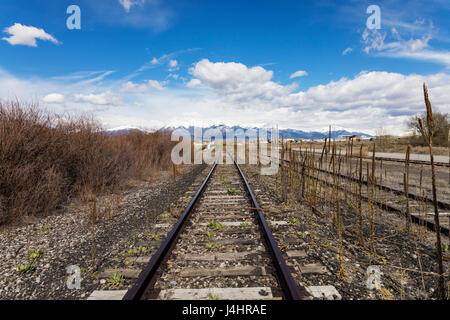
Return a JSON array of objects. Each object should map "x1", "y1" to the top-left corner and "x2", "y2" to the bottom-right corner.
[
  {"x1": 206, "y1": 293, "x2": 220, "y2": 300},
  {"x1": 207, "y1": 221, "x2": 224, "y2": 231},
  {"x1": 125, "y1": 246, "x2": 147, "y2": 256},
  {"x1": 31, "y1": 226, "x2": 51, "y2": 236},
  {"x1": 150, "y1": 234, "x2": 159, "y2": 241},
  {"x1": 160, "y1": 212, "x2": 171, "y2": 219},
  {"x1": 16, "y1": 263, "x2": 34, "y2": 274},
  {"x1": 29, "y1": 248, "x2": 43, "y2": 261},
  {"x1": 227, "y1": 188, "x2": 238, "y2": 195},
  {"x1": 205, "y1": 242, "x2": 223, "y2": 250},
  {"x1": 107, "y1": 272, "x2": 125, "y2": 287}
]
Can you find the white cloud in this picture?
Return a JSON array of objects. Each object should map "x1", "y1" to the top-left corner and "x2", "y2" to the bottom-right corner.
[
  {"x1": 2, "y1": 23, "x2": 60, "y2": 47},
  {"x1": 186, "y1": 78, "x2": 201, "y2": 88},
  {"x1": 406, "y1": 36, "x2": 431, "y2": 52},
  {"x1": 42, "y1": 93, "x2": 65, "y2": 104},
  {"x1": 125, "y1": 48, "x2": 200, "y2": 80},
  {"x1": 169, "y1": 60, "x2": 178, "y2": 68},
  {"x1": 120, "y1": 81, "x2": 148, "y2": 93},
  {"x1": 74, "y1": 92, "x2": 121, "y2": 105},
  {"x1": 342, "y1": 47, "x2": 353, "y2": 55},
  {"x1": 391, "y1": 28, "x2": 401, "y2": 41},
  {"x1": 168, "y1": 59, "x2": 179, "y2": 71},
  {"x1": 119, "y1": 0, "x2": 145, "y2": 13},
  {"x1": 361, "y1": 13, "x2": 450, "y2": 67},
  {"x1": 187, "y1": 59, "x2": 297, "y2": 110},
  {"x1": 147, "y1": 80, "x2": 166, "y2": 90},
  {"x1": 363, "y1": 29, "x2": 450, "y2": 67},
  {"x1": 120, "y1": 80, "x2": 166, "y2": 92},
  {"x1": 185, "y1": 60, "x2": 450, "y2": 134},
  {"x1": 1, "y1": 61, "x2": 450, "y2": 135},
  {"x1": 362, "y1": 29, "x2": 386, "y2": 54},
  {"x1": 289, "y1": 70, "x2": 308, "y2": 79}
]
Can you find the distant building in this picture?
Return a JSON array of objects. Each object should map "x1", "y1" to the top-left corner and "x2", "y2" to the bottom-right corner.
[{"x1": 336, "y1": 134, "x2": 354, "y2": 141}]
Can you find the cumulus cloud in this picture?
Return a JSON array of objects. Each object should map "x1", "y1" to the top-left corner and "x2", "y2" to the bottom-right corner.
[
  {"x1": 187, "y1": 59, "x2": 297, "y2": 109},
  {"x1": 186, "y1": 78, "x2": 201, "y2": 88},
  {"x1": 42, "y1": 93, "x2": 65, "y2": 104},
  {"x1": 289, "y1": 70, "x2": 308, "y2": 79},
  {"x1": 168, "y1": 59, "x2": 179, "y2": 71},
  {"x1": 296, "y1": 71, "x2": 447, "y2": 112},
  {"x1": 147, "y1": 80, "x2": 166, "y2": 90},
  {"x1": 2, "y1": 23, "x2": 60, "y2": 47},
  {"x1": 74, "y1": 92, "x2": 121, "y2": 105},
  {"x1": 120, "y1": 81, "x2": 148, "y2": 93},
  {"x1": 184, "y1": 60, "x2": 450, "y2": 134},
  {"x1": 1, "y1": 61, "x2": 450, "y2": 135}
]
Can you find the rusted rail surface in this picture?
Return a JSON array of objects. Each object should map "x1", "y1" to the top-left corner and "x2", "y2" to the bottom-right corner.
[
  {"x1": 277, "y1": 156, "x2": 449, "y2": 237},
  {"x1": 123, "y1": 161, "x2": 304, "y2": 300},
  {"x1": 284, "y1": 156, "x2": 450, "y2": 211},
  {"x1": 294, "y1": 149, "x2": 449, "y2": 167},
  {"x1": 234, "y1": 159, "x2": 303, "y2": 300},
  {"x1": 123, "y1": 163, "x2": 217, "y2": 300}
]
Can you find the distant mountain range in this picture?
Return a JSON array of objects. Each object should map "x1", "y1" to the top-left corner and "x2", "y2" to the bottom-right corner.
[
  {"x1": 160, "y1": 125, "x2": 373, "y2": 140},
  {"x1": 103, "y1": 127, "x2": 156, "y2": 136},
  {"x1": 104, "y1": 124, "x2": 372, "y2": 139}
]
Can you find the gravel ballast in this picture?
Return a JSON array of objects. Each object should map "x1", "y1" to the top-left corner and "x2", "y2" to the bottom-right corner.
[{"x1": 0, "y1": 164, "x2": 207, "y2": 300}]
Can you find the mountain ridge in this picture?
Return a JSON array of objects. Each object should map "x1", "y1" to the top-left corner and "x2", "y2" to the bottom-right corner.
[
  {"x1": 105, "y1": 124, "x2": 372, "y2": 139},
  {"x1": 161, "y1": 125, "x2": 373, "y2": 139}
]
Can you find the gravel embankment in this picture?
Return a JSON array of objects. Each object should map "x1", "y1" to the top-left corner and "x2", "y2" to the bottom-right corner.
[{"x1": 0, "y1": 164, "x2": 207, "y2": 300}]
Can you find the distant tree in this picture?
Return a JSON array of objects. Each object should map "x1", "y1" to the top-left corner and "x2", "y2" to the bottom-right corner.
[
  {"x1": 374, "y1": 127, "x2": 389, "y2": 147},
  {"x1": 407, "y1": 111, "x2": 449, "y2": 146}
]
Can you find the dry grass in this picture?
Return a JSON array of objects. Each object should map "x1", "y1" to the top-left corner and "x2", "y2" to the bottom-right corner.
[{"x1": 0, "y1": 101, "x2": 174, "y2": 225}]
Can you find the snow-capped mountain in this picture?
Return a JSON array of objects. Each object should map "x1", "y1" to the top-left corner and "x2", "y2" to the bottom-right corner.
[
  {"x1": 161, "y1": 125, "x2": 373, "y2": 139},
  {"x1": 104, "y1": 124, "x2": 372, "y2": 139}
]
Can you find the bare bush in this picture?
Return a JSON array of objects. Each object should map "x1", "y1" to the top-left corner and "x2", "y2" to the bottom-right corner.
[{"x1": 0, "y1": 101, "x2": 174, "y2": 224}]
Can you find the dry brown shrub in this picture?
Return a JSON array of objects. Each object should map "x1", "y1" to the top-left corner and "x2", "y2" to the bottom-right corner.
[{"x1": 0, "y1": 101, "x2": 174, "y2": 224}]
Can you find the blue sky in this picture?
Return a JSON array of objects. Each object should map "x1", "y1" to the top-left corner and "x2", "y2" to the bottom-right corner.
[{"x1": 1, "y1": 0, "x2": 449, "y2": 134}]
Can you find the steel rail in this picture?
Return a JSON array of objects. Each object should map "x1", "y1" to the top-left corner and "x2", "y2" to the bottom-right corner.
[
  {"x1": 233, "y1": 159, "x2": 305, "y2": 300},
  {"x1": 369, "y1": 156, "x2": 449, "y2": 167},
  {"x1": 123, "y1": 163, "x2": 217, "y2": 300},
  {"x1": 282, "y1": 157, "x2": 450, "y2": 211},
  {"x1": 293, "y1": 149, "x2": 449, "y2": 167},
  {"x1": 276, "y1": 157, "x2": 449, "y2": 237}
]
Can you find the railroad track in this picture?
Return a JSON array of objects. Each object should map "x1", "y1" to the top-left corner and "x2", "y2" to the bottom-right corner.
[
  {"x1": 107, "y1": 159, "x2": 309, "y2": 300},
  {"x1": 295, "y1": 149, "x2": 449, "y2": 167},
  {"x1": 278, "y1": 155, "x2": 450, "y2": 236},
  {"x1": 368, "y1": 156, "x2": 449, "y2": 168}
]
